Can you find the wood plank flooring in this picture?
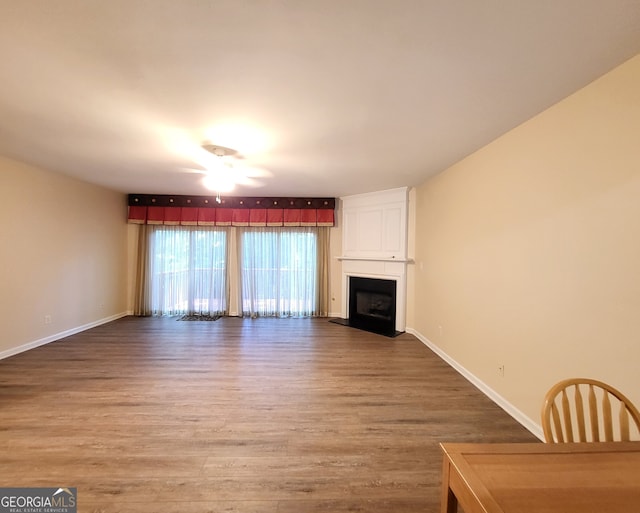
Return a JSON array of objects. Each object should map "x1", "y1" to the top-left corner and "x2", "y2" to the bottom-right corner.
[{"x1": 0, "y1": 316, "x2": 538, "y2": 512}]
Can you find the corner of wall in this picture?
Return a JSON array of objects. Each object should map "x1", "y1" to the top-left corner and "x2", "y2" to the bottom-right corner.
[{"x1": 406, "y1": 327, "x2": 545, "y2": 441}]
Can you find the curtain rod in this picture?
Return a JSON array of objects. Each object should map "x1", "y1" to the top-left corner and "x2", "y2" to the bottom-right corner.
[{"x1": 128, "y1": 194, "x2": 335, "y2": 210}]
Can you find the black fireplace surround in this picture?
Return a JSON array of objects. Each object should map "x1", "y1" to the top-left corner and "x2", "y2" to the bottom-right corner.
[{"x1": 348, "y1": 276, "x2": 397, "y2": 337}]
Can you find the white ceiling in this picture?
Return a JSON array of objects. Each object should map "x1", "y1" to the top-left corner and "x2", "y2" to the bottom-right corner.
[{"x1": 1, "y1": 1, "x2": 639, "y2": 198}]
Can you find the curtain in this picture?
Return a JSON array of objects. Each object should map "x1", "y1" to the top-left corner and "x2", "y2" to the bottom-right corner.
[
  {"x1": 239, "y1": 227, "x2": 327, "y2": 317},
  {"x1": 316, "y1": 227, "x2": 330, "y2": 316},
  {"x1": 133, "y1": 225, "x2": 330, "y2": 318},
  {"x1": 146, "y1": 225, "x2": 228, "y2": 316},
  {"x1": 133, "y1": 224, "x2": 152, "y2": 316},
  {"x1": 127, "y1": 197, "x2": 336, "y2": 227}
]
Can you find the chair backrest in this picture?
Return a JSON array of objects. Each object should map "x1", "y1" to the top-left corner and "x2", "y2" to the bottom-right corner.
[{"x1": 541, "y1": 378, "x2": 640, "y2": 443}]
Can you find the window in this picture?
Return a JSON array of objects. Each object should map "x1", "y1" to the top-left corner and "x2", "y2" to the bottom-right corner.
[
  {"x1": 149, "y1": 226, "x2": 227, "y2": 316},
  {"x1": 138, "y1": 225, "x2": 329, "y2": 318},
  {"x1": 240, "y1": 227, "x2": 318, "y2": 317}
]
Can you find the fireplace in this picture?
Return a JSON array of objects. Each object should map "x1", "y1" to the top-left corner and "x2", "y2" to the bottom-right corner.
[
  {"x1": 348, "y1": 276, "x2": 397, "y2": 337},
  {"x1": 337, "y1": 187, "x2": 410, "y2": 335}
]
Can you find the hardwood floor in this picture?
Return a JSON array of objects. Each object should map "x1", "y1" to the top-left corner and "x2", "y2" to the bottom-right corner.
[{"x1": 0, "y1": 316, "x2": 538, "y2": 512}]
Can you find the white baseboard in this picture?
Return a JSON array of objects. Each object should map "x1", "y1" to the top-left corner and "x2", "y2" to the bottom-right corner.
[
  {"x1": 0, "y1": 312, "x2": 129, "y2": 361},
  {"x1": 406, "y1": 327, "x2": 544, "y2": 441}
]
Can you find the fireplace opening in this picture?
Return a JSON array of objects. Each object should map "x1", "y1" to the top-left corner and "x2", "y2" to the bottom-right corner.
[{"x1": 348, "y1": 276, "x2": 398, "y2": 337}]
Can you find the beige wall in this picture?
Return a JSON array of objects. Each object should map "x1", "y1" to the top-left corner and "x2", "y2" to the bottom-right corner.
[
  {"x1": 0, "y1": 157, "x2": 128, "y2": 356},
  {"x1": 411, "y1": 54, "x2": 640, "y2": 436}
]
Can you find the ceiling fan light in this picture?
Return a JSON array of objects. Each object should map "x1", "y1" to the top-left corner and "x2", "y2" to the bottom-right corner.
[{"x1": 202, "y1": 173, "x2": 235, "y2": 193}]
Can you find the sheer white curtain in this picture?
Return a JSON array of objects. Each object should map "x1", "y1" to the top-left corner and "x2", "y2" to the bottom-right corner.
[
  {"x1": 239, "y1": 227, "x2": 318, "y2": 317},
  {"x1": 148, "y1": 226, "x2": 228, "y2": 316}
]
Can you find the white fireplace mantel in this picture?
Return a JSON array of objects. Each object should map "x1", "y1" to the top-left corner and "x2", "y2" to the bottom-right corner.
[{"x1": 338, "y1": 256, "x2": 414, "y2": 263}]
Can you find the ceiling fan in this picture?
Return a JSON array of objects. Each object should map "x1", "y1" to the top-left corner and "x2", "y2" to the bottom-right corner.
[{"x1": 181, "y1": 142, "x2": 271, "y2": 199}]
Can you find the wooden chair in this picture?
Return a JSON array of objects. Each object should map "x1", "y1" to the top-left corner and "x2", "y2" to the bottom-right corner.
[{"x1": 541, "y1": 378, "x2": 640, "y2": 443}]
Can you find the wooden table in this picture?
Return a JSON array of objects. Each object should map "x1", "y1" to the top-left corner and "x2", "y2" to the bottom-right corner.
[{"x1": 440, "y1": 441, "x2": 640, "y2": 513}]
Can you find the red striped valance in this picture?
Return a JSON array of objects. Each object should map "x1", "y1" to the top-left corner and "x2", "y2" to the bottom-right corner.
[{"x1": 127, "y1": 194, "x2": 335, "y2": 227}]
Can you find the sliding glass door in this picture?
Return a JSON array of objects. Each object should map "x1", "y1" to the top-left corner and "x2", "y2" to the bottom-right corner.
[
  {"x1": 142, "y1": 225, "x2": 327, "y2": 318},
  {"x1": 239, "y1": 227, "x2": 317, "y2": 317},
  {"x1": 148, "y1": 226, "x2": 227, "y2": 316}
]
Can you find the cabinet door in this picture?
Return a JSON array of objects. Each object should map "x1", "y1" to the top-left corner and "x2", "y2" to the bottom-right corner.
[{"x1": 341, "y1": 188, "x2": 408, "y2": 259}]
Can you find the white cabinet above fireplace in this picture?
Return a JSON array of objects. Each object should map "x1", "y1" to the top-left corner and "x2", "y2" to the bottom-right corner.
[{"x1": 340, "y1": 187, "x2": 408, "y2": 261}]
